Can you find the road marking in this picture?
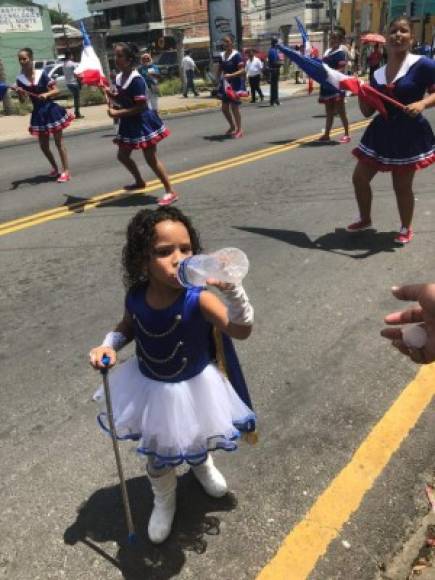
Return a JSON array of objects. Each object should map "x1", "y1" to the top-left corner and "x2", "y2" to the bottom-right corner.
[
  {"x1": 0, "y1": 120, "x2": 369, "y2": 237},
  {"x1": 257, "y1": 364, "x2": 435, "y2": 580}
]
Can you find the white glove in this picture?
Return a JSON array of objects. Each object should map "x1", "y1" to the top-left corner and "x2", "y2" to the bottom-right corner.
[{"x1": 222, "y1": 284, "x2": 254, "y2": 326}]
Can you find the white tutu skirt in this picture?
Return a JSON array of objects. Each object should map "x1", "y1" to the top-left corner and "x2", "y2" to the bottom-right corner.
[{"x1": 93, "y1": 357, "x2": 255, "y2": 468}]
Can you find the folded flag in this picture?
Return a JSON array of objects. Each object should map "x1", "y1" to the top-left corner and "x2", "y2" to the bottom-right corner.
[
  {"x1": 0, "y1": 82, "x2": 9, "y2": 100},
  {"x1": 223, "y1": 79, "x2": 249, "y2": 102},
  {"x1": 295, "y1": 16, "x2": 311, "y2": 55},
  {"x1": 277, "y1": 44, "x2": 405, "y2": 118},
  {"x1": 75, "y1": 21, "x2": 108, "y2": 87}
]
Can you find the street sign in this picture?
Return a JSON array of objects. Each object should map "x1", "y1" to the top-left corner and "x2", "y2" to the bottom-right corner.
[{"x1": 208, "y1": 0, "x2": 242, "y2": 58}]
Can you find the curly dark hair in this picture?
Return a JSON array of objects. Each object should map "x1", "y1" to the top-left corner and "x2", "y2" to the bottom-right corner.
[{"x1": 122, "y1": 207, "x2": 202, "y2": 289}]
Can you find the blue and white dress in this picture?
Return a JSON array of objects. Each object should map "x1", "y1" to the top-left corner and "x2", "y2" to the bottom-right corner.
[
  {"x1": 16, "y1": 69, "x2": 74, "y2": 136},
  {"x1": 113, "y1": 70, "x2": 169, "y2": 149},
  {"x1": 353, "y1": 54, "x2": 435, "y2": 172},
  {"x1": 217, "y1": 50, "x2": 244, "y2": 104},
  {"x1": 94, "y1": 286, "x2": 256, "y2": 468},
  {"x1": 319, "y1": 48, "x2": 347, "y2": 103}
]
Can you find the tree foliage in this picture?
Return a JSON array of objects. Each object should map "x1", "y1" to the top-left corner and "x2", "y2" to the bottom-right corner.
[{"x1": 48, "y1": 8, "x2": 73, "y2": 25}]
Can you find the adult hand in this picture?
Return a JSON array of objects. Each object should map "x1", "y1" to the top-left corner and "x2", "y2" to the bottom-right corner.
[
  {"x1": 381, "y1": 284, "x2": 435, "y2": 364},
  {"x1": 404, "y1": 100, "x2": 425, "y2": 117},
  {"x1": 89, "y1": 346, "x2": 117, "y2": 369}
]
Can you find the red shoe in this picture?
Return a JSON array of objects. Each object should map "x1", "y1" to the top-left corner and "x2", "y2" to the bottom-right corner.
[
  {"x1": 57, "y1": 171, "x2": 71, "y2": 183},
  {"x1": 233, "y1": 130, "x2": 244, "y2": 139},
  {"x1": 394, "y1": 227, "x2": 413, "y2": 244},
  {"x1": 346, "y1": 218, "x2": 373, "y2": 232},
  {"x1": 339, "y1": 135, "x2": 351, "y2": 144},
  {"x1": 49, "y1": 168, "x2": 59, "y2": 178},
  {"x1": 157, "y1": 192, "x2": 179, "y2": 206}
]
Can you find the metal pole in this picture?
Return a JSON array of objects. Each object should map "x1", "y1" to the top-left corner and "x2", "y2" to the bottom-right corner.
[
  {"x1": 100, "y1": 365, "x2": 136, "y2": 543},
  {"x1": 58, "y1": 2, "x2": 70, "y2": 51},
  {"x1": 328, "y1": 0, "x2": 335, "y2": 32}
]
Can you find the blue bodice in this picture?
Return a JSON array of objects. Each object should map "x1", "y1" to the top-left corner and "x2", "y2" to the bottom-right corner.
[
  {"x1": 16, "y1": 70, "x2": 54, "y2": 111},
  {"x1": 126, "y1": 286, "x2": 213, "y2": 383},
  {"x1": 372, "y1": 56, "x2": 435, "y2": 119}
]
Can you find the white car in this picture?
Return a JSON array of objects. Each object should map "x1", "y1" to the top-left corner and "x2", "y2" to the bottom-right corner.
[{"x1": 44, "y1": 63, "x2": 69, "y2": 98}]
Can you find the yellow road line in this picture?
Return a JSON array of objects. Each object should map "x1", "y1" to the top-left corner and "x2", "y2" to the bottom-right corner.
[
  {"x1": 257, "y1": 364, "x2": 435, "y2": 580},
  {"x1": 0, "y1": 119, "x2": 369, "y2": 237}
]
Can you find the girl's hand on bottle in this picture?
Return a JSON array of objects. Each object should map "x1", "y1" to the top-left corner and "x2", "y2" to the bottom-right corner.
[
  {"x1": 89, "y1": 346, "x2": 117, "y2": 369},
  {"x1": 206, "y1": 278, "x2": 235, "y2": 293},
  {"x1": 405, "y1": 100, "x2": 425, "y2": 117}
]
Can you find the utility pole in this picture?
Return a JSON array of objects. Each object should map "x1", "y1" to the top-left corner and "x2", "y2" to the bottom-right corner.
[
  {"x1": 328, "y1": 0, "x2": 335, "y2": 32},
  {"x1": 58, "y1": 2, "x2": 70, "y2": 52},
  {"x1": 280, "y1": 24, "x2": 291, "y2": 76},
  {"x1": 350, "y1": 0, "x2": 356, "y2": 37},
  {"x1": 172, "y1": 29, "x2": 185, "y2": 92}
]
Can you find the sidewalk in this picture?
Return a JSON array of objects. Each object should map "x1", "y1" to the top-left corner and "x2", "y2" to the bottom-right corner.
[{"x1": 0, "y1": 79, "x2": 307, "y2": 147}]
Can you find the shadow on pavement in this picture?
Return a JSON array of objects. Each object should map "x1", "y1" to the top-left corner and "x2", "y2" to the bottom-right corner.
[
  {"x1": 62, "y1": 192, "x2": 157, "y2": 214},
  {"x1": 64, "y1": 473, "x2": 237, "y2": 580},
  {"x1": 10, "y1": 174, "x2": 57, "y2": 190},
  {"x1": 235, "y1": 226, "x2": 399, "y2": 259},
  {"x1": 267, "y1": 139, "x2": 296, "y2": 145},
  {"x1": 202, "y1": 134, "x2": 235, "y2": 142},
  {"x1": 300, "y1": 140, "x2": 340, "y2": 147}
]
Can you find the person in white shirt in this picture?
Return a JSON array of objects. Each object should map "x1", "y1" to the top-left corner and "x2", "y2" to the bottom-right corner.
[
  {"x1": 245, "y1": 49, "x2": 264, "y2": 103},
  {"x1": 63, "y1": 50, "x2": 83, "y2": 118},
  {"x1": 182, "y1": 50, "x2": 199, "y2": 97}
]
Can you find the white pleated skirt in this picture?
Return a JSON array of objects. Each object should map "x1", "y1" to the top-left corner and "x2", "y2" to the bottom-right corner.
[{"x1": 93, "y1": 356, "x2": 255, "y2": 468}]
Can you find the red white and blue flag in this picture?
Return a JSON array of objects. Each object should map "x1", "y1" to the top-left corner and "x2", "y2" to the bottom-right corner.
[
  {"x1": 277, "y1": 44, "x2": 405, "y2": 118},
  {"x1": 75, "y1": 22, "x2": 108, "y2": 87},
  {"x1": 294, "y1": 17, "x2": 314, "y2": 94}
]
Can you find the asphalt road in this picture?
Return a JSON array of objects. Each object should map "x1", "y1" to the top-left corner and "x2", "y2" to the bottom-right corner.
[{"x1": 1, "y1": 96, "x2": 435, "y2": 580}]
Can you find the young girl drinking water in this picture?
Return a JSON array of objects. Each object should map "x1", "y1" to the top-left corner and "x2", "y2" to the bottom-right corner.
[
  {"x1": 15, "y1": 47, "x2": 73, "y2": 182},
  {"x1": 89, "y1": 207, "x2": 256, "y2": 544},
  {"x1": 106, "y1": 43, "x2": 178, "y2": 206}
]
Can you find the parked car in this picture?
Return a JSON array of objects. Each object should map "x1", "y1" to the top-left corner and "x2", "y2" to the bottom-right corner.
[
  {"x1": 34, "y1": 59, "x2": 57, "y2": 70},
  {"x1": 44, "y1": 63, "x2": 69, "y2": 98},
  {"x1": 153, "y1": 51, "x2": 178, "y2": 78},
  {"x1": 154, "y1": 49, "x2": 210, "y2": 78}
]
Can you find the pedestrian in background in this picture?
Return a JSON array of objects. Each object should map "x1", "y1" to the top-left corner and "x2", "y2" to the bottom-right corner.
[
  {"x1": 182, "y1": 49, "x2": 199, "y2": 97},
  {"x1": 268, "y1": 37, "x2": 282, "y2": 106},
  {"x1": 64, "y1": 50, "x2": 83, "y2": 119},
  {"x1": 245, "y1": 49, "x2": 264, "y2": 103},
  {"x1": 105, "y1": 43, "x2": 178, "y2": 206},
  {"x1": 318, "y1": 29, "x2": 350, "y2": 143},
  {"x1": 14, "y1": 47, "x2": 73, "y2": 182},
  {"x1": 217, "y1": 35, "x2": 245, "y2": 138},
  {"x1": 138, "y1": 52, "x2": 161, "y2": 112},
  {"x1": 89, "y1": 206, "x2": 255, "y2": 544}
]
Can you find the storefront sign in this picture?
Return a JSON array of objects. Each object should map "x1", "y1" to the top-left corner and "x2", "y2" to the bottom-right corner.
[{"x1": 0, "y1": 6, "x2": 43, "y2": 33}]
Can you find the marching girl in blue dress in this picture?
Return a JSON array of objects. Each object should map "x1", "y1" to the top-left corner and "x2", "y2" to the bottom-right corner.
[
  {"x1": 318, "y1": 30, "x2": 351, "y2": 143},
  {"x1": 15, "y1": 47, "x2": 73, "y2": 183},
  {"x1": 348, "y1": 16, "x2": 435, "y2": 244},
  {"x1": 217, "y1": 35, "x2": 245, "y2": 138},
  {"x1": 89, "y1": 207, "x2": 256, "y2": 544},
  {"x1": 106, "y1": 43, "x2": 178, "y2": 206}
]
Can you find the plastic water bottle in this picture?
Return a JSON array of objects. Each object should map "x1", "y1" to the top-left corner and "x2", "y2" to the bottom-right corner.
[{"x1": 177, "y1": 248, "x2": 249, "y2": 288}]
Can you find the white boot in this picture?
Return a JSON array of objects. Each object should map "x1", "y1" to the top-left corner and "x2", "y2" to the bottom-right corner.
[
  {"x1": 191, "y1": 455, "x2": 228, "y2": 498},
  {"x1": 148, "y1": 469, "x2": 177, "y2": 544}
]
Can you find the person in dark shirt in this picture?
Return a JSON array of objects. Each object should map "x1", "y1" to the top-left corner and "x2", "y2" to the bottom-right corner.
[{"x1": 268, "y1": 38, "x2": 282, "y2": 106}]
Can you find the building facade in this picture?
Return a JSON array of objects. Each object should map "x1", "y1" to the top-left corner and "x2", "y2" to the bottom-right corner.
[{"x1": 0, "y1": 0, "x2": 54, "y2": 82}]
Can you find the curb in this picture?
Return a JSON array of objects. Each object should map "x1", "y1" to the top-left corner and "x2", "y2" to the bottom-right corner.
[{"x1": 0, "y1": 89, "x2": 308, "y2": 149}]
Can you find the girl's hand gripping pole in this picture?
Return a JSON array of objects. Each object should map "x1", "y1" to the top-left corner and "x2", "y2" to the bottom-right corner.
[{"x1": 100, "y1": 355, "x2": 137, "y2": 545}]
